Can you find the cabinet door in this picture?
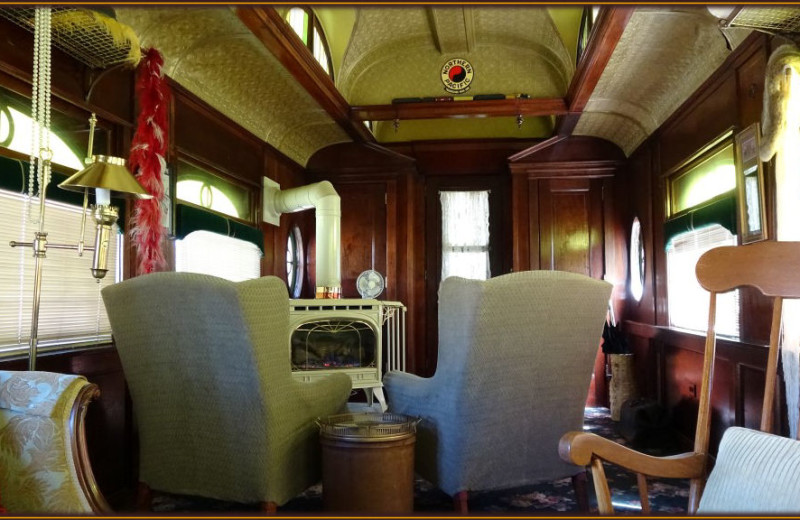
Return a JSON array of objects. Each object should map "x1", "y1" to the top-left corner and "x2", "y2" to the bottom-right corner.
[{"x1": 538, "y1": 178, "x2": 604, "y2": 278}]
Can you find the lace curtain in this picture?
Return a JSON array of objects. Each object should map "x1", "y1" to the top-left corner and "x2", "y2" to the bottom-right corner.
[
  {"x1": 762, "y1": 43, "x2": 800, "y2": 439},
  {"x1": 440, "y1": 190, "x2": 490, "y2": 281}
]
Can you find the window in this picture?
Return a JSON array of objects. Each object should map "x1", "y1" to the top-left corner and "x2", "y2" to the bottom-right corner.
[
  {"x1": 668, "y1": 137, "x2": 735, "y2": 217},
  {"x1": 576, "y1": 6, "x2": 601, "y2": 66},
  {"x1": 665, "y1": 134, "x2": 739, "y2": 337},
  {"x1": 175, "y1": 160, "x2": 252, "y2": 222},
  {"x1": 0, "y1": 188, "x2": 121, "y2": 353},
  {"x1": 175, "y1": 230, "x2": 261, "y2": 282},
  {"x1": 440, "y1": 190, "x2": 490, "y2": 280},
  {"x1": 0, "y1": 99, "x2": 83, "y2": 171},
  {"x1": 667, "y1": 225, "x2": 739, "y2": 337},
  {"x1": 285, "y1": 7, "x2": 333, "y2": 78},
  {"x1": 286, "y1": 225, "x2": 303, "y2": 298}
]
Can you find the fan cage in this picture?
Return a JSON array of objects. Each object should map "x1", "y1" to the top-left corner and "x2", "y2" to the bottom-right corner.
[{"x1": 0, "y1": 7, "x2": 138, "y2": 69}]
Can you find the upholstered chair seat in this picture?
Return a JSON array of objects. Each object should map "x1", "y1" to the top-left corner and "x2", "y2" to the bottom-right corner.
[
  {"x1": 102, "y1": 273, "x2": 352, "y2": 510},
  {"x1": 697, "y1": 427, "x2": 800, "y2": 514}
]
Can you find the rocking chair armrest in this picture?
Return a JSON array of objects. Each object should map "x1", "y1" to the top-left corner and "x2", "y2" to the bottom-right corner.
[{"x1": 559, "y1": 431, "x2": 707, "y2": 479}]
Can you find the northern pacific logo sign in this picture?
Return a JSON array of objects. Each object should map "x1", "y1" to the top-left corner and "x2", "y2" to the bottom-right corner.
[{"x1": 441, "y1": 58, "x2": 473, "y2": 94}]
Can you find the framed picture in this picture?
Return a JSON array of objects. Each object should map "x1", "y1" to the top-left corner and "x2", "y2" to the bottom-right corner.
[{"x1": 734, "y1": 123, "x2": 768, "y2": 244}]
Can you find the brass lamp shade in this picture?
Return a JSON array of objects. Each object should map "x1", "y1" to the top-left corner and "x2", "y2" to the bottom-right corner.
[{"x1": 58, "y1": 155, "x2": 153, "y2": 199}]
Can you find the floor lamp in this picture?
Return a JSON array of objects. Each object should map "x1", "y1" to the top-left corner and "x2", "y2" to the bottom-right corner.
[{"x1": 10, "y1": 114, "x2": 152, "y2": 370}]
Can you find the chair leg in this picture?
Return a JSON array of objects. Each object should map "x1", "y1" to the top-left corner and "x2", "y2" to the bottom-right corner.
[
  {"x1": 453, "y1": 490, "x2": 469, "y2": 514},
  {"x1": 571, "y1": 470, "x2": 590, "y2": 513},
  {"x1": 136, "y1": 482, "x2": 152, "y2": 511},
  {"x1": 259, "y1": 501, "x2": 278, "y2": 514}
]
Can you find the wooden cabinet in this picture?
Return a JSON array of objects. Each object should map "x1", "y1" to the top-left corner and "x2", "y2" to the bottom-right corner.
[
  {"x1": 509, "y1": 137, "x2": 625, "y2": 407},
  {"x1": 537, "y1": 178, "x2": 605, "y2": 278}
]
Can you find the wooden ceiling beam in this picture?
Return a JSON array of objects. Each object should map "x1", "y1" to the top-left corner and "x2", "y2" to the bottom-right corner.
[
  {"x1": 351, "y1": 97, "x2": 568, "y2": 121},
  {"x1": 556, "y1": 6, "x2": 634, "y2": 136},
  {"x1": 236, "y1": 6, "x2": 375, "y2": 143}
]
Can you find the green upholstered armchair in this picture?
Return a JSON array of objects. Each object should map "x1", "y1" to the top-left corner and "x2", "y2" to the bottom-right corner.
[
  {"x1": 102, "y1": 273, "x2": 352, "y2": 511},
  {"x1": 383, "y1": 270, "x2": 612, "y2": 512},
  {"x1": 0, "y1": 370, "x2": 110, "y2": 514}
]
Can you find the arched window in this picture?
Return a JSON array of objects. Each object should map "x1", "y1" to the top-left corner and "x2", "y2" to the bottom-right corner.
[
  {"x1": 0, "y1": 102, "x2": 83, "y2": 170},
  {"x1": 175, "y1": 159, "x2": 252, "y2": 222},
  {"x1": 285, "y1": 7, "x2": 334, "y2": 79}
]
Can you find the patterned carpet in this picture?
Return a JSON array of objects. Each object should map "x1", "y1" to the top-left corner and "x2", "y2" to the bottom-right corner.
[{"x1": 150, "y1": 407, "x2": 690, "y2": 515}]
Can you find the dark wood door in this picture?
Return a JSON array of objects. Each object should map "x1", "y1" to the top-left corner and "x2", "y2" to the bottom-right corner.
[
  {"x1": 537, "y1": 177, "x2": 607, "y2": 406},
  {"x1": 423, "y1": 175, "x2": 510, "y2": 377}
]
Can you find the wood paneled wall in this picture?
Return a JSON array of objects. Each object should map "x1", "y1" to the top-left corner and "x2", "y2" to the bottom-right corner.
[{"x1": 619, "y1": 31, "x2": 786, "y2": 449}]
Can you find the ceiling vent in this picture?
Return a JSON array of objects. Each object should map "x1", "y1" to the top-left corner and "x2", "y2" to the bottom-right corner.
[{"x1": 711, "y1": 7, "x2": 800, "y2": 36}]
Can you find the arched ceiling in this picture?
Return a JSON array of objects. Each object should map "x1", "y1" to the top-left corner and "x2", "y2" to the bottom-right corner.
[
  {"x1": 115, "y1": 7, "x2": 350, "y2": 167},
  {"x1": 337, "y1": 6, "x2": 575, "y2": 105},
  {"x1": 109, "y1": 5, "x2": 760, "y2": 165},
  {"x1": 574, "y1": 7, "x2": 752, "y2": 155}
]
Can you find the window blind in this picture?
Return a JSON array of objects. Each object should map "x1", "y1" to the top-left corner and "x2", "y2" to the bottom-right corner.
[
  {"x1": 0, "y1": 189, "x2": 120, "y2": 352},
  {"x1": 666, "y1": 224, "x2": 739, "y2": 337},
  {"x1": 175, "y1": 230, "x2": 262, "y2": 282}
]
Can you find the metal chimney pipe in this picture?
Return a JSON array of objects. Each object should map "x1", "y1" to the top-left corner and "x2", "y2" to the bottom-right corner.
[{"x1": 264, "y1": 180, "x2": 341, "y2": 298}]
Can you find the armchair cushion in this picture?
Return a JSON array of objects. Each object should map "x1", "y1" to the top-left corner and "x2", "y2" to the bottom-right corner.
[{"x1": 698, "y1": 427, "x2": 800, "y2": 514}]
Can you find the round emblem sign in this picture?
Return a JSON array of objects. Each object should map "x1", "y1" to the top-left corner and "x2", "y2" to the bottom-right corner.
[{"x1": 441, "y1": 58, "x2": 474, "y2": 94}]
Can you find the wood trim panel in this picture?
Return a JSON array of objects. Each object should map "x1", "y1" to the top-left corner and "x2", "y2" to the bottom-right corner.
[
  {"x1": 351, "y1": 97, "x2": 567, "y2": 121},
  {"x1": 511, "y1": 172, "x2": 530, "y2": 271},
  {"x1": 508, "y1": 135, "x2": 567, "y2": 162},
  {"x1": 512, "y1": 161, "x2": 621, "y2": 178},
  {"x1": 527, "y1": 179, "x2": 539, "y2": 271},
  {"x1": 71, "y1": 383, "x2": 112, "y2": 514},
  {"x1": 236, "y1": 6, "x2": 374, "y2": 143}
]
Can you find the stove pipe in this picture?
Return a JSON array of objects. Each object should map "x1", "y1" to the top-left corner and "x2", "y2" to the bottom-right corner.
[{"x1": 263, "y1": 179, "x2": 341, "y2": 298}]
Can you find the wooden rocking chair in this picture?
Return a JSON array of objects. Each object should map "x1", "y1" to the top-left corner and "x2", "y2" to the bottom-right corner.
[{"x1": 559, "y1": 241, "x2": 800, "y2": 514}]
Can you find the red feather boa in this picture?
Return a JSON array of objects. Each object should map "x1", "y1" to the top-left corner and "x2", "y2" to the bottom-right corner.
[{"x1": 129, "y1": 48, "x2": 170, "y2": 275}]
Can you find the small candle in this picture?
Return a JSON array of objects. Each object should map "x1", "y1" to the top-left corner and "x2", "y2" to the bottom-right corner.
[{"x1": 95, "y1": 188, "x2": 111, "y2": 206}]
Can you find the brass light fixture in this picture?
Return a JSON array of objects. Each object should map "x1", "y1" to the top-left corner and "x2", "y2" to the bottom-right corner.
[
  {"x1": 59, "y1": 119, "x2": 152, "y2": 278},
  {"x1": 10, "y1": 113, "x2": 151, "y2": 369}
]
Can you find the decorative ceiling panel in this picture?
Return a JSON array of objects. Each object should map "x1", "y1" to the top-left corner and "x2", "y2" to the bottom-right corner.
[
  {"x1": 338, "y1": 6, "x2": 573, "y2": 106},
  {"x1": 574, "y1": 7, "x2": 748, "y2": 156},
  {"x1": 115, "y1": 7, "x2": 350, "y2": 166}
]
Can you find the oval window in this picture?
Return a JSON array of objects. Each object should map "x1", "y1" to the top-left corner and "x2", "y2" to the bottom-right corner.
[
  {"x1": 286, "y1": 225, "x2": 304, "y2": 298},
  {"x1": 630, "y1": 217, "x2": 644, "y2": 302}
]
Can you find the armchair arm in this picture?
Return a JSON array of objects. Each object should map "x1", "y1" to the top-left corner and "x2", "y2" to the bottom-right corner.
[
  {"x1": 559, "y1": 431, "x2": 706, "y2": 479},
  {"x1": 383, "y1": 371, "x2": 436, "y2": 414},
  {"x1": 296, "y1": 372, "x2": 352, "y2": 420}
]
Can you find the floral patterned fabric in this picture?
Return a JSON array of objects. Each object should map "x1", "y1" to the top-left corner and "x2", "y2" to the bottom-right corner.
[{"x1": 0, "y1": 370, "x2": 93, "y2": 514}]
